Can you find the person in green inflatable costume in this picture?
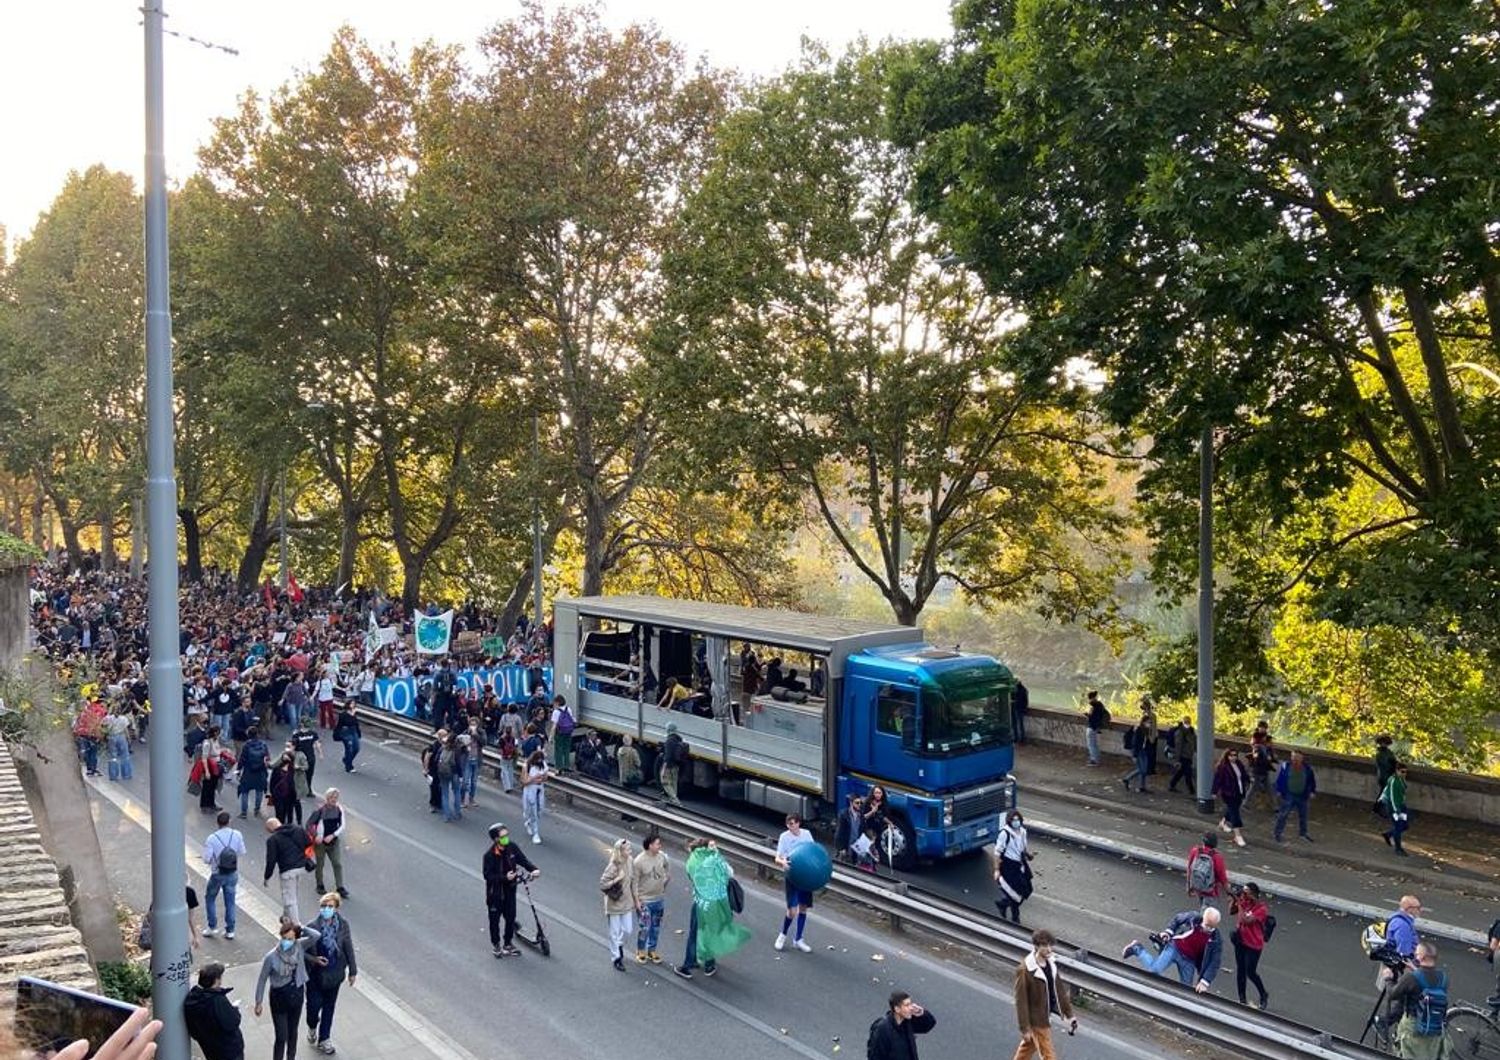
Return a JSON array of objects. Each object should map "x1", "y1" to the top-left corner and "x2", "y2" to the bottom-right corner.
[{"x1": 673, "y1": 838, "x2": 751, "y2": 978}]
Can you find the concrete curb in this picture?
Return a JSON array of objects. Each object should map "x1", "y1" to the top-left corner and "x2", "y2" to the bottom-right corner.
[
  {"x1": 1026, "y1": 816, "x2": 1490, "y2": 948},
  {"x1": 1023, "y1": 778, "x2": 1500, "y2": 903}
]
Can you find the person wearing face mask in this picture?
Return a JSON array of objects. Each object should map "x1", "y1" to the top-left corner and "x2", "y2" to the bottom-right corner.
[
  {"x1": 483, "y1": 822, "x2": 539, "y2": 957},
  {"x1": 254, "y1": 918, "x2": 322, "y2": 1060},
  {"x1": 994, "y1": 809, "x2": 1035, "y2": 925},
  {"x1": 303, "y1": 893, "x2": 357, "y2": 1055}
]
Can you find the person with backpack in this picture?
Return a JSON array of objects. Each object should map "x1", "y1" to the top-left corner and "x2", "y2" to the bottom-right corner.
[
  {"x1": 202, "y1": 811, "x2": 247, "y2": 941},
  {"x1": 1249, "y1": 721, "x2": 1276, "y2": 811},
  {"x1": 673, "y1": 838, "x2": 750, "y2": 979},
  {"x1": 1384, "y1": 941, "x2": 1452, "y2": 1059},
  {"x1": 993, "y1": 809, "x2": 1035, "y2": 925},
  {"x1": 1374, "y1": 735, "x2": 1399, "y2": 811},
  {"x1": 238, "y1": 726, "x2": 272, "y2": 820},
  {"x1": 1012, "y1": 929, "x2": 1076, "y2": 1060},
  {"x1": 1229, "y1": 882, "x2": 1272, "y2": 1010},
  {"x1": 548, "y1": 694, "x2": 576, "y2": 773},
  {"x1": 438, "y1": 732, "x2": 465, "y2": 823},
  {"x1": 660, "y1": 723, "x2": 688, "y2": 806},
  {"x1": 866, "y1": 990, "x2": 937, "y2": 1060},
  {"x1": 1186, "y1": 833, "x2": 1229, "y2": 907},
  {"x1": 1168, "y1": 719, "x2": 1196, "y2": 795},
  {"x1": 290, "y1": 717, "x2": 322, "y2": 793},
  {"x1": 1083, "y1": 691, "x2": 1109, "y2": 767},
  {"x1": 496, "y1": 726, "x2": 519, "y2": 794},
  {"x1": 1381, "y1": 761, "x2": 1412, "y2": 857},
  {"x1": 1120, "y1": 705, "x2": 1154, "y2": 793}
]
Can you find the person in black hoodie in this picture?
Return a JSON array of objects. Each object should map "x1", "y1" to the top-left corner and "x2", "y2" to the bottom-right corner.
[
  {"x1": 183, "y1": 962, "x2": 244, "y2": 1060},
  {"x1": 264, "y1": 816, "x2": 312, "y2": 924},
  {"x1": 483, "y1": 822, "x2": 538, "y2": 957},
  {"x1": 868, "y1": 991, "x2": 937, "y2": 1060}
]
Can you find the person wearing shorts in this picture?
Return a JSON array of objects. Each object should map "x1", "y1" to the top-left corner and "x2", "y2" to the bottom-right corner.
[{"x1": 774, "y1": 814, "x2": 815, "y2": 953}]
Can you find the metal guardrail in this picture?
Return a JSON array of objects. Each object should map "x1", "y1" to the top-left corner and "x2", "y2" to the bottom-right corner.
[{"x1": 358, "y1": 709, "x2": 1388, "y2": 1060}]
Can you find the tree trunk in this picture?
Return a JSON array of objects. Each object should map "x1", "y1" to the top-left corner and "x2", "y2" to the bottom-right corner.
[
  {"x1": 129, "y1": 496, "x2": 144, "y2": 579},
  {"x1": 235, "y1": 477, "x2": 275, "y2": 593},
  {"x1": 337, "y1": 500, "x2": 360, "y2": 590},
  {"x1": 59, "y1": 517, "x2": 82, "y2": 570},
  {"x1": 99, "y1": 507, "x2": 116, "y2": 572},
  {"x1": 401, "y1": 555, "x2": 425, "y2": 612},
  {"x1": 30, "y1": 490, "x2": 44, "y2": 549},
  {"x1": 180, "y1": 508, "x2": 204, "y2": 583},
  {"x1": 889, "y1": 594, "x2": 922, "y2": 627},
  {"x1": 498, "y1": 566, "x2": 535, "y2": 639},
  {"x1": 581, "y1": 487, "x2": 607, "y2": 597}
]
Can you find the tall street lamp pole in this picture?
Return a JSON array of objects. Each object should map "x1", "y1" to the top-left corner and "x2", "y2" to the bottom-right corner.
[
  {"x1": 143, "y1": 2, "x2": 190, "y2": 1055},
  {"x1": 1195, "y1": 421, "x2": 1216, "y2": 813},
  {"x1": 531, "y1": 408, "x2": 544, "y2": 624}
]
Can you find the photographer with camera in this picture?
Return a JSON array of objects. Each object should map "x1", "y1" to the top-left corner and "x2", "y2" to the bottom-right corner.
[{"x1": 1383, "y1": 941, "x2": 1452, "y2": 1059}]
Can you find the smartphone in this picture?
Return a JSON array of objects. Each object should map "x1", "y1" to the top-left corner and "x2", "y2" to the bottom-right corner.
[{"x1": 14, "y1": 976, "x2": 142, "y2": 1058}]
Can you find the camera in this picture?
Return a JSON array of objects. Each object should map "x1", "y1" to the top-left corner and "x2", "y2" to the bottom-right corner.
[{"x1": 1228, "y1": 882, "x2": 1245, "y2": 897}]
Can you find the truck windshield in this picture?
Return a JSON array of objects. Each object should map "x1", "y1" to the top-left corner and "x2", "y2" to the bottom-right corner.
[{"x1": 920, "y1": 673, "x2": 1012, "y2": 756}]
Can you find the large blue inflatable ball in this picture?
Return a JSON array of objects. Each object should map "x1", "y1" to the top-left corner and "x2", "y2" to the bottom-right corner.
[{"x1": 786, "y1": 841, "x2": 833, "y2": 892}]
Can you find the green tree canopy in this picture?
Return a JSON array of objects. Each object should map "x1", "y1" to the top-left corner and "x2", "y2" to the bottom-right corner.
[{"x1": 663, "y1": 42, "x2": 1129, "y2": 627}]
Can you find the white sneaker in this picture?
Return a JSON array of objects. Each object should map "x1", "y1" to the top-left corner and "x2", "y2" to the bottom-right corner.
[
  {"x1": 224, "y1": 931, "x2": 235, "y2": 940},
  {"x1": 202, "y1": 928, "x2": 219, "y2": 938},
  {"x1": 774, "y1": 933, "x2": 786, "y2": 951},
  {"x1": 793, "y1": 939, "x2": 812, "y2": 953},
  {"x1": 532, "y1": 834, "x2": 542, "y2": 845}
]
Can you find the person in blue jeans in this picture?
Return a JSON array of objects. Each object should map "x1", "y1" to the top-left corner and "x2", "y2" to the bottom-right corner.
[
  {"x1": 1122, "y1": 907, "x2": 1222, "y2": 993},
  {"x1": 104, "y1": 710, "x2": 134, "y2": 781},
  {"x1": 632, "y1": 832, "x2": 669, "y2": 962},
  {"x1": 332, "y1": 704, "x2": 362, "y2": 774},
  {"x1": 201, "y1": 812, "x2": 247, "y2": 940},
  {"x1": 1272, "y1": 749, "x2": 1317, "y2": 843}
]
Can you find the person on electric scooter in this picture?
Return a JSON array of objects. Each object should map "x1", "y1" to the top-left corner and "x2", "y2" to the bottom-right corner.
[{"x1": 483, "y1": 822, "x2": 538, "y2": 958}]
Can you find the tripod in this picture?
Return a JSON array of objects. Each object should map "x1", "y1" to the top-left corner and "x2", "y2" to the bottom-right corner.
[{"x1": 1359, "y1": 983, "x2": 1392, "y2": 1049}]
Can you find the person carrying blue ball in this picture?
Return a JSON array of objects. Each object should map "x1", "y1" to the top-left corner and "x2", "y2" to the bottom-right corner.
[{"x1": 775, "y1": 813, "x2": 826, "y2": 952}]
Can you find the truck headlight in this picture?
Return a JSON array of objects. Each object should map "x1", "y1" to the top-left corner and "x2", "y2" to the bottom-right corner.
[{"x1": 942, "y1": 797, "x2": 954, "y2": 827}]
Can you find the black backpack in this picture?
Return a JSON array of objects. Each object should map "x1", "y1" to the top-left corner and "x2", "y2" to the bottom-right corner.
[
  {"x1": 214, "y1": 838, "x2": 238, "y2": 875},
  {"x1": 866, "y1": 1015, "x2": 886, "y2": 1060}
]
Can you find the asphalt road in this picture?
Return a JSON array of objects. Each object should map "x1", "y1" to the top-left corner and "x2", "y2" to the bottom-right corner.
[{"x1": 85, "y1": 735, "x2": 1217, "y2": 1060}]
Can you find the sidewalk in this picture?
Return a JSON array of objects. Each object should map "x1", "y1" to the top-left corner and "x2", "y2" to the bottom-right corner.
[
  {"x1": 1012, "y1": 739, "x2": 1500, "y2": 942},
  {"x1": 215, "y1": 961, "x2": 433, "y2": 1060}
]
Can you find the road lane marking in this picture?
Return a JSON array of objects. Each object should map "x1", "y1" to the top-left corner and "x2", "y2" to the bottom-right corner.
[{"x1": 87, "y1": 776, "x2": 480, "y2": 1060}]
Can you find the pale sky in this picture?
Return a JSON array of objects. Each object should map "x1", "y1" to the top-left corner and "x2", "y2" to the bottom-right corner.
[{"x1": 0, "y1": 1, "x2": 955, "y2": 245}]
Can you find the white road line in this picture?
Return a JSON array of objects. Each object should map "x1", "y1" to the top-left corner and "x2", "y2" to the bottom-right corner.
[{"x1": 87, "y1": 776, "x2": 480, "y2": 1060}]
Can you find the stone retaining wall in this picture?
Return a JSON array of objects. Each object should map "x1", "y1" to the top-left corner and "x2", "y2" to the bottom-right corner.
[
  {"x1": 1024, "y1": 705, "x2": 1500, "y2": 825},
  {"x1": 0, "y1": 738, "x2": 95, "y2": 1014}
]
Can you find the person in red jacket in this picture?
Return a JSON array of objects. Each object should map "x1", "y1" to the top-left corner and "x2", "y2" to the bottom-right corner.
[
  {"x1": 1186, "y1": 832, "x2": 1229, "y2": 906},
  {"x1": 1229, "y1": 882, "x2": 1271, "y2": 1009}
]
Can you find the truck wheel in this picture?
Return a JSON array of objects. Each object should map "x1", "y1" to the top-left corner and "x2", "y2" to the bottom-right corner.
[{"x1": 879, "y1": 815, "x2": 918, "y2": 871}]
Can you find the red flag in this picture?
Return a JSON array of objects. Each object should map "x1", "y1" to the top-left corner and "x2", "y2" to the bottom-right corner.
[
  {"x1": 262, "y1": 578, "x2": 275, "y2": 611},
  {"x1": 288, "y1": 573, "x2": 304, "y2": 604}
]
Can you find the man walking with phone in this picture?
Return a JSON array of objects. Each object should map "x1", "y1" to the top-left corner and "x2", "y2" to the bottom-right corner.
[
  {"x1": 867, "y1": 991, "x2": 937, "y2": 1060},
  {"x1": 202, "y1": 811, "x2": 247, "y2": 941}
]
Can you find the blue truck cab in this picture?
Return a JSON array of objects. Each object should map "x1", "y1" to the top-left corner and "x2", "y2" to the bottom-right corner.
[
  {"x1": 837, "y1": 645, "x2": 1016, "y2": 863},
  {"x1": 555, "y1": 594, "x2": 1017, "y2": 869}
]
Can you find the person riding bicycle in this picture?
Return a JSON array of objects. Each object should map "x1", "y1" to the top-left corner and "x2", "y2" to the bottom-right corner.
[{"x1": 1384, "y1": 941, "x2": 1452, "y2": 1059}]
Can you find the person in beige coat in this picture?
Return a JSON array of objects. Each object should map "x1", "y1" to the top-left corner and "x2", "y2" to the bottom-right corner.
[
  {"x1": 1013, "y1": 929, "x2": 1077, "y2": 1060},
  {"x1": 600, "y1": 838, "x2": 641, "y2": 971}
]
